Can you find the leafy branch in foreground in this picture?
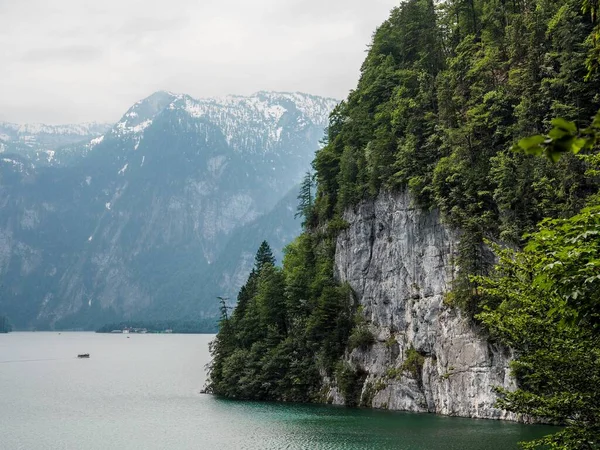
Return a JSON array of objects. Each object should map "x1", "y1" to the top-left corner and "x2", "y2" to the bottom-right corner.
[{"x1": 516, "y1": 112, "x2": 600, "y2": 162}]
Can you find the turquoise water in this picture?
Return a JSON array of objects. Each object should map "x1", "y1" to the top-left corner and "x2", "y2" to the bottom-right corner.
[{"x1": 0, "y1": 332, "x2": 554, "y2": 449}]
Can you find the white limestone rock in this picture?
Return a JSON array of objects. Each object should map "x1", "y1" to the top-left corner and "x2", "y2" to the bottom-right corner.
[{"x1": 330, "y1": 190, "x2": 516, "y2": 420}]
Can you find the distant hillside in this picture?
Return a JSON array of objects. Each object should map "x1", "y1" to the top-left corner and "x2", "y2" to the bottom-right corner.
[{"x1": 0, "y1": 91, "x2": 337, "y2": 330}]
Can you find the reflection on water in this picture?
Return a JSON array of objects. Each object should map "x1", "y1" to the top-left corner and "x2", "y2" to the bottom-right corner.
[{"x1": 0, "y1": 332, "x2": 554, "y2": 449}]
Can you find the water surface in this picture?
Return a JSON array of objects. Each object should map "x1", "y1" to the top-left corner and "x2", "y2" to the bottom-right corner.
[{"x1": 0, "y1": 332, "x2": 554, "y2": 449}]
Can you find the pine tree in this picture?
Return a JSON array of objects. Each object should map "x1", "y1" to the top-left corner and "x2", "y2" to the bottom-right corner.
[
  {"x1": 254, "y1": 241, "x2": 275, "y2": 272},
  {"x1": 295, "y1": 171, "x2": 315, "y2": 226},
  {"x1": 217, "y1": 296, "x2": 230, "y2": 321}
]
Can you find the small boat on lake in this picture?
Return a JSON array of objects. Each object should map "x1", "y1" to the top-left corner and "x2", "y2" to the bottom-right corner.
[{"x1": 77, "y1": 354, "x2": 90, "y2": 358}]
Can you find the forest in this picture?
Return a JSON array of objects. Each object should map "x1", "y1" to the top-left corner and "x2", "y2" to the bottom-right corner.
[{"x1": 208, "y1": 0, "x2": 600, "y2": 448}]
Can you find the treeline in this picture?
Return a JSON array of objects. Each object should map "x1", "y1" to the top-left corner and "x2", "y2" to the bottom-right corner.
[
  {"x1": 207, "y1": 240, "x2": 363, "y2": 403},
  {"x1": 0, "y1": 315, "x2": 11, "y2": 333},
  {"x1": 96, "y1": 319, "x2": 217, "y2": 334}
]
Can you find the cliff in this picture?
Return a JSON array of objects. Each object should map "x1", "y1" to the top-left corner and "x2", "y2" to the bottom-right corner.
[{"x1": 328, "y1": 190, "x2": 515, "y2": 420}]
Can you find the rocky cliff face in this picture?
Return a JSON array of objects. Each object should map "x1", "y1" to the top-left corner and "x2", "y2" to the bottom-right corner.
[{"x1": 330, "y1": 190, "x2": 515, "y2": 419}]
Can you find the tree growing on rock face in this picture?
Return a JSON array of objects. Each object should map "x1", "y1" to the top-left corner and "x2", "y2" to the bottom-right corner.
[
  {"x1": 208, "y1": 0, "x2": 600, "y2": 437},
  {"x1": 295, "y1": 171, "x2": 316, "y2": 227},
  {"x1": 312, "y1": 0, "x2": 600, "y2": 317}
]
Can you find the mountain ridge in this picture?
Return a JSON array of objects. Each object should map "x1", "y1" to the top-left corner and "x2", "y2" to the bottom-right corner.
[{"x1": 0, "y1": 90, "x2": 337, "y2": 329}]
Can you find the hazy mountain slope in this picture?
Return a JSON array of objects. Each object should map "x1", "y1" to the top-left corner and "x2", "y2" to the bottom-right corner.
[
  {"x1": 185, "y1": 186, "x2": 302, "y2": 317},
  {"x1": 0, "y1": 91, "x2": 337, "y2": 329}
]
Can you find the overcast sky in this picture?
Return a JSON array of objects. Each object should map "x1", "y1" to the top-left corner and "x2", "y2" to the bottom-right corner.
[{"x1": 0, "y1": 0, "x2": 398, "y2": 124}]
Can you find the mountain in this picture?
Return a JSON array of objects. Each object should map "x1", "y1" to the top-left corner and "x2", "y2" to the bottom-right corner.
[
  {"x1": 0, "y1": 121, "x2": 111, "y2": 165},
  {"x1": 0, "y1": 91, "x2": 337, "y2": 330},
  {"x1": 199, "y1": 186, "x2": 302, "y2": 308}
]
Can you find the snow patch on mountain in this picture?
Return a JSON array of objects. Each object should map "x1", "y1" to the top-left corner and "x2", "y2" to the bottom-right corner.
[
  {"x1": 116, "y1": 119, "x2": 152, "y2": 135},
  {"x1": 90, "y1": 136, "x2": 104, "y2": 147},
  {"x1": 0, "y1": 121, "x2": 112, "y2": 167},
  {"x1": 0, "y1": 122, "x2": 112, "y2": 137},
  {"x1": 109, "y1": 90, "x2": 339, "y2": 154},
  {"x1": 176, "y1": 92, "x2": 337, "y2": 152},
  {"x1": 2, "y1": 158, "x2": 28, "y2": 172}
]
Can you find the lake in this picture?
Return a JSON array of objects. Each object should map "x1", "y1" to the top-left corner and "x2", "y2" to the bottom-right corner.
[{"x1": 0, "y1": 332, "x2": 553, "y2": 449}]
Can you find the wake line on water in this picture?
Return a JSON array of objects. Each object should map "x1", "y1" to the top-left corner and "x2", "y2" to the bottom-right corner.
[{"x1": 0, "y1": 358, "x2": 70, "y2": 364}]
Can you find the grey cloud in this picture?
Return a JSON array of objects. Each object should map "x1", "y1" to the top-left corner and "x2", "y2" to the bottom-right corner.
[
  {"x1": 0, "y1": 0, "x2": 398, "y2": 124},
  {"x1": 117, "y1": 16, "x2": 191, "y2": 36},
  {"x1": 266, "y1": 0, "x2": 394, "y2": 27},
  {"x1": 19, "y1": 45, "x2": 104, "y2": 63}
]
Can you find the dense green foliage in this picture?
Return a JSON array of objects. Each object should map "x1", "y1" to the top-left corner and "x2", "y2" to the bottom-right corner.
[
  {"x1": 478, "y1": 204, "x2": 600, "y2": 449},
  {"x1": 312, "y1": 0, "x2": 600, "y2": 308},
  {"x1": 475, "y1": 2, "x2": 600, "y2": 445},
  {"x1": 96, "y1": 319, "x2": 218, "y2": 334},
  {"x1": 206, "y1": 240, "x2": 359, "y2": 402}
]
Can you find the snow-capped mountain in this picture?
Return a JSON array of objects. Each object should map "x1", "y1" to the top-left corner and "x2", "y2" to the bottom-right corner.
[
  {"x1": 0, "y1": 121, "x2": 111, "y2": 165},
  {"x1": 0, "y1": 91, "x2": 337, "y2": 330},
  {"x1": 0, "y1": 121, "x2": 111, "y2": 138},
  {"x1": 107, "y1": 90, "x2": 336, "y2": 152}
]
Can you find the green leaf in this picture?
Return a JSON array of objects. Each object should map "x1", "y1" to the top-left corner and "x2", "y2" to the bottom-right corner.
[
  {"x1": 571, "y1": 138, "x2": 588, "y2": 154},
  {"x1": 546, "y1": 148, "x2": 563, "y2": 163},
  {"x1": 525, "y1": 145, "x2": 544, "y2": 156},
  {"x1": 591, "y1": 111, "x2": 600, "y2": 129},
  {"x1": 551, "y1": 118, "x2": 577, "y2": 133},
  {"x1": 548, "y1": 127, "x2": 569, "y2": 140},
  {"x1": 518, "y1": 135, "x2": 546, "y2": 151},
  {"x1": 554, "y1": 137, "x2": 575, "y2": 153}
]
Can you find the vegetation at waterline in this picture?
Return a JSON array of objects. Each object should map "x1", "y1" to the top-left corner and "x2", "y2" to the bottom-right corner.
[
  {"x1": 476, "y1": 1, "x2": 600, "y2": 446},
  {"x1": 206, "y1": 240, "x2": 358, "y2": 402},
  {"x1": 478, "y1": 203, "x2": 600, "y2": 449},
  {"x1": 96, "y1": 319, "x2": 218, "y2": 334},
  {"x1": 208, "y1": 0, "x2": 600, "y2": 447},
  {"x1": 0, "y1": 315, "x2": 12, "y2": 333}
]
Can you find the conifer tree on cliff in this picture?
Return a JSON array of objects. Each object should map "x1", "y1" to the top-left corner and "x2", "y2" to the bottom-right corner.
[{"x1": 254, "y1": 241, "x2": 275, "y2": 271}]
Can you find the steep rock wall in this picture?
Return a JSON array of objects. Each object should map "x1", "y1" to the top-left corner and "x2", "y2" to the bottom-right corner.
[{"x1": 331, "y1": 190, "x2": 515, "y2": 420}]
